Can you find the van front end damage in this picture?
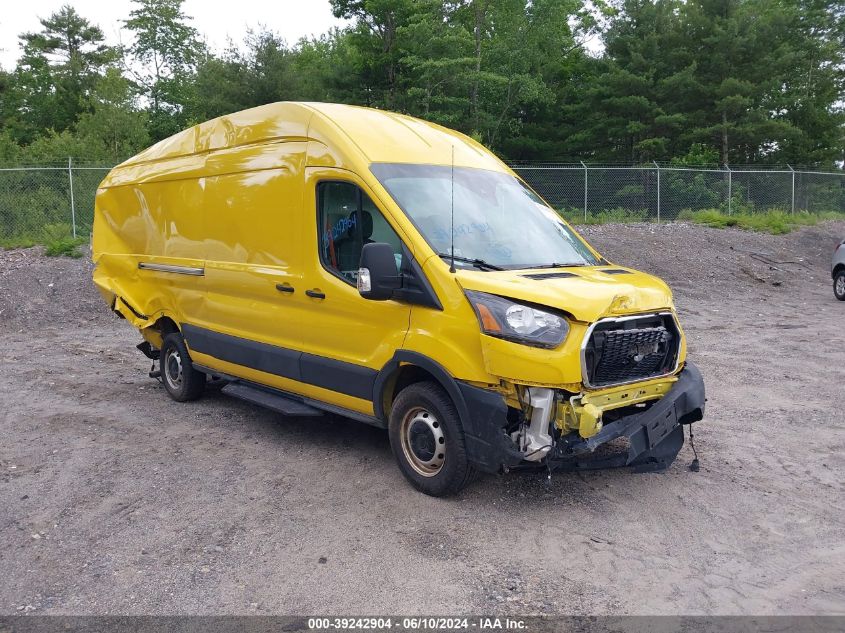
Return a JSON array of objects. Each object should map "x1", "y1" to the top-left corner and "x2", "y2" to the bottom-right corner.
[
  {"x1": 458, "y1": 362, "x2": 705, "y2": 475},
  {"x1": 544, "y1": 362, "x2": 705, "y2": 472}
]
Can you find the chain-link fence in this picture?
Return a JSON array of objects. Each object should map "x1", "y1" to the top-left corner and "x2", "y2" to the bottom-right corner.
[
  {"x1": 0, "y1": 161, "x2": 111, "y2": 245},
  {"x1": 1, "y1": 161, "x2": 844, "y2": 245},
  {"x1": 512, "y1": 163, "x2": 845, "y2": 222}
]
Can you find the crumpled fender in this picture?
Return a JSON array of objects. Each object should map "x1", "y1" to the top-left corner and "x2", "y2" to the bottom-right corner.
[{"x1": 92, "y1": 253, "x2": 157, "y2": 330}]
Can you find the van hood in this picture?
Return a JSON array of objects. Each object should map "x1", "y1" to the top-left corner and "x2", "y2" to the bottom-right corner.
[{"x1": 455, "y1": 265, "x2": 674, "y2": 323}]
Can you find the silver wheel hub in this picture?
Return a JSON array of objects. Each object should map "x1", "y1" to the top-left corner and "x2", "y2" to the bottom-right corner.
[
  {"x1": 836, "y1": 275, "x2": 845, "y2": 297},
  {"x1": 400, "y1": 407, "x2": 445, "y2": 477},
  {"x1": 164, "y1": 348, "x2": 183, "y2": 390}
]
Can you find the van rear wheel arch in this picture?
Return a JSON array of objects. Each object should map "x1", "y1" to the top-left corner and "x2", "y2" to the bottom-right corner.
[
  {"x1": 139, "y1": 315, "x2": 181, "y2": 352},
  {"x1": 154, "y1": 316, "x2": 180, "y2": 338}
]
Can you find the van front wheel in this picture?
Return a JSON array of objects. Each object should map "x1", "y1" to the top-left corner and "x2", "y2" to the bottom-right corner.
[
  {"x1": 160, "y1": 333, "x2": 206, "y2": 402},
  {"x1": 388, "y1": 382, "x2": 476, "y2": 497}
]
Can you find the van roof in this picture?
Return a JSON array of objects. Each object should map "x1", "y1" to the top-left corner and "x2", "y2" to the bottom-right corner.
[{"x1": 116, "y1": 102, "x2": 507, "y2": 173}]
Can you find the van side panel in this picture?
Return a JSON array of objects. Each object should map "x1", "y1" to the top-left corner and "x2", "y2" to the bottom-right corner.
[
  {"x1": 119, "y1": 103, "x2": 313, "y2": 168},
  {"x1": 202, "y1": 142, "x2": 307, "y2": 267},
  {"x1": 92, "y1": 173, "x2": 207, "y2": 329},
  {"x1": 196, "y1": 142, "x2": 309, "y2": 357}
]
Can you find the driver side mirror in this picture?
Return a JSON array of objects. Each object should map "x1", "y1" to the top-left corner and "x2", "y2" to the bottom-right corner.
[{"x1": 358, "y1": 242, "x2": 401, "y2": 300}]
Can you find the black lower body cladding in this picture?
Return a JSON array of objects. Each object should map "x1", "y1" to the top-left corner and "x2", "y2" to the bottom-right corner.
[
  {"x1": 459, "y1": 362, "x2": 706, "y2": 474},
  {"x1": 457, "y1": 381, "x2": 524, "y2": 473}
]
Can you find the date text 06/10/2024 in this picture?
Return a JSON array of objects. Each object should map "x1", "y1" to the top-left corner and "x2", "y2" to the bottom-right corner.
[{"x1": 307, "y1": 618, "x2": 527, "y2": 630}]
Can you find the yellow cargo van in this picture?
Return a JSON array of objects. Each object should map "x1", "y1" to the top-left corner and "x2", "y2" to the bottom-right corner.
[{"x1": 93, "y1": 102, "x2": 705, "y2": 496}]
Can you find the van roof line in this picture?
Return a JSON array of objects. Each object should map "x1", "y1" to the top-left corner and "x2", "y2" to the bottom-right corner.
[{"x1": 108, "y1": 102, "x2": 506, "y2": 175}]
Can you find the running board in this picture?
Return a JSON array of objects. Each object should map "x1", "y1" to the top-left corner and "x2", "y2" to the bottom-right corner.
[{"x1": 221, "y1": 382, "x2": 324, "y2": 417}]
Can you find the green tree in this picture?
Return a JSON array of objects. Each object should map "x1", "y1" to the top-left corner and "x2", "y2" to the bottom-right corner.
[
  {"x1": 124, "y1": 0, "x2": 203, "y2": 140},
  {"x1": 332, "y1": 0, "x2": 590, "y2": 154},
  {"x1": 291, "y1": 30, "x2": 364, "y2": 103},
  {"x1": 188, "y1": 48, "x2": 252, "y2": 122},
  {"x1": 330, "y1": 0, "x2": 426, "y2": 108},
  {"x1": 395, "y1": 1, "x2": 474, "y2": 124},
  {"x1": 573, "y1": 0, "x2": 843, "y2": 165},
  {"x1": 0, "y1": 69, "x2": 15, "y2": 136},
  {"x1": 11, "y1": 5, "x2": 117, "y2": 141},
  {"x1": 455, "y1": 0, "x2": 585, "y2": 150},
  {"x1": 188, "y1": 29, "x2": 351, "y2": 123},
  {"x1": 76, "y1": 67, "x2": 149, "y2": 161},
  {"x1": 772, "y1": 0, "x2": 845, "y2": 165},
  {"x1": 0, "y1": 129, "x2": 22, "y2": 164},
  {"x1": 678, "y1": 0, "x2": 796, "y2": 163},
  {"x1": 0, "y1": 0, "x2": 841, "y2": 167},
  {"x1": 576, "y1": 0, "x2": 686, "y2": 162}
]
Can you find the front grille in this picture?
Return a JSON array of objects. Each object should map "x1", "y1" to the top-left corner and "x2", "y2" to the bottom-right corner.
[{"x1": 582, "y1": 314, "x2": 680, "y2": 387}]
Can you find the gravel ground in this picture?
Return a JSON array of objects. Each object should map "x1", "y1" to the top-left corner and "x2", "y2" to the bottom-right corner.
[{"x1": 1, "y1": 222, "x2": 843, "y2": 615}]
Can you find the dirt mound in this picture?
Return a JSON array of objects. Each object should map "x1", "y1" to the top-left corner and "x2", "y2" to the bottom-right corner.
[
  {"x1": 0, "y1": 244, "x2": 116, "y2": 330},
  {"x1": 581, "y1": 220, "x2": 845, "y2": 304}
]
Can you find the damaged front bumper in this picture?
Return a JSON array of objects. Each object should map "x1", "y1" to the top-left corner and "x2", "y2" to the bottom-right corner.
[
  {"x1": 546, "y1": 361, "x2": 705, "y2": 472},
  {"x1": 459, "y1": 362, "x2": 705, "y2": 474}
]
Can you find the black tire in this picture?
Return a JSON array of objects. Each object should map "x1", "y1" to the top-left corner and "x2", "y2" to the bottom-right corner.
[
  {"x1": 834, "y1": 270, "x2": 845, "y2": 301},
  {"x1": 160, "y1": 332, "x2": 205, "y2": 402},
  {"x1": 388, "y1": 381, "x2": 476, "y2": 497}
]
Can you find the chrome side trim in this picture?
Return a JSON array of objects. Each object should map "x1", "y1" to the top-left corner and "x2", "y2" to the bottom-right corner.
[
  {"x1": 138, "y1": 262, "x2": 204, "y2": 276},
  {"x1": 580, "y1": 311, "x2": 681, "y2": 389}
]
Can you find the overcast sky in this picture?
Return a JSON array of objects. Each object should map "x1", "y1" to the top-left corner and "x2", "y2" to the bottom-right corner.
[{"x1": 0, "y1": 0, "x2": 348, "y2": 70}]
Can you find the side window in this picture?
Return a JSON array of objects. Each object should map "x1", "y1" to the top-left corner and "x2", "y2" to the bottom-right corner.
[{"x1": 318, "y1": 182, "x2": 403, "y2": 283}]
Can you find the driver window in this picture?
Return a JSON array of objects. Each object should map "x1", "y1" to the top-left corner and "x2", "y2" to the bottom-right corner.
[{"x1": 317, "y1": 181, "x2": 403, "y2": 284}]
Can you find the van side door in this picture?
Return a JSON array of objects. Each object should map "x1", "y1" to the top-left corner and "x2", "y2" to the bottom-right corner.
[{"x1": 295, "y1": 168, "x2": 412, "y2": 416}]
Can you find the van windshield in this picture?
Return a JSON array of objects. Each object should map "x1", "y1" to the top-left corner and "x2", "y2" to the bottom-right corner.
[{"x1": 370, "y1": 163, "x2": 600, "y2": 269}]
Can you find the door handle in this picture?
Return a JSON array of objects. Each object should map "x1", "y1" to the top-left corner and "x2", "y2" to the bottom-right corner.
[
  {"x1": 275, "y1": 283, "x2": 295, "y2": 293},
  {"x1": 305, "y1": 289, "x2": 326, "y2": 299}
]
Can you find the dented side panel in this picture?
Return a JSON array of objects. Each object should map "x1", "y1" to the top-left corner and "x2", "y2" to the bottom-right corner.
[{"x1": 92, "y1": 174, "x2": 207, "y2": 331}]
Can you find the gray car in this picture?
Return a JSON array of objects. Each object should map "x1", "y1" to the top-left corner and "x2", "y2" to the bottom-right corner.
[{"x1": 834, "y1": 239, "x2": 845, "y2": 301}]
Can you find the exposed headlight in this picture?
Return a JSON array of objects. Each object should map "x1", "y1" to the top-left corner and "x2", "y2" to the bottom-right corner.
[{"x1": 465, "y1": 290, "x2": 569, "y2": 348}]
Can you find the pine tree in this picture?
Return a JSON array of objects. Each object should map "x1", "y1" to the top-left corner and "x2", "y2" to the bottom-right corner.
[{"x1": 12, "y1": 5, "x2": 117, "y2": 142}]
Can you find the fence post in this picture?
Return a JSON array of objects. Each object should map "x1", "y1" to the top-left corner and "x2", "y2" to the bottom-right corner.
[
  {"x1": 68, "y1": 156, "x2": 77, "y2": 238},
  {"x1": 580, "y1": 160, "x2": 588, "y2": 222},
  {"x1": 787, "y1": 164, "x2": 795, "y2": 215},
  {"x1": 653, "y1": 160, "x2": 661, "y2": 223},
  {"x1": 724, "y1": 164, "x2": 732, "y2": 215}
]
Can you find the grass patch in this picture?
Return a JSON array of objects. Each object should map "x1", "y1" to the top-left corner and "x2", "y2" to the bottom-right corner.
[
  {"x1": 0, "y1": 237, "x2": 38, "y2": 249},
  {"x1": 560, "y1": 207, "x2": 651, "y2": 225},
  {"x1": 43, "y1": 237, "x2": 87, "y2": 258},
  {"x1": 0, "y1": 223, "x2": 90, "y2": 257},
  {"x1": 677, "y1": 209, "x2": 845, "y2": 234},
  {"x1": 40, "y1": 222, "x2": 87, "y2": 257}
]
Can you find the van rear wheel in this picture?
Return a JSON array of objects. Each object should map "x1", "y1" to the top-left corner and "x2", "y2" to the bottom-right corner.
[
  {"x1": 388, "y1": 381, "x2": 476, "y2": 497},
  {"x1": 160, "y1": 333, "x2": 205, "y2": 402}
]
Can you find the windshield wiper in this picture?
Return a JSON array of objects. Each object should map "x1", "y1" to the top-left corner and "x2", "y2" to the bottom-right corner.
[
  {"x1": 437, "y1": 253, "x2": 505, "y2": 271},
  {"x1": 519, "y1": 262, "x2": 588, "y2": 269}
]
